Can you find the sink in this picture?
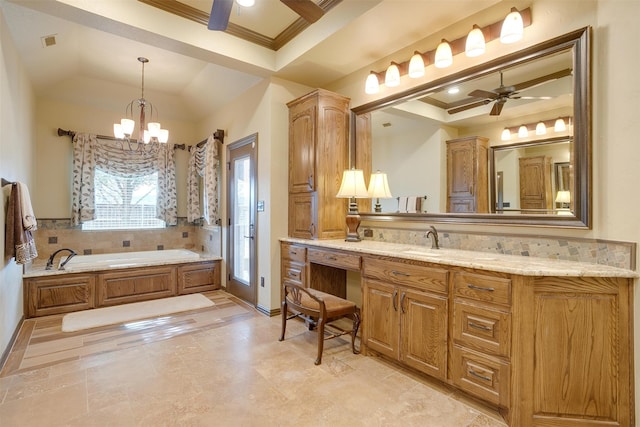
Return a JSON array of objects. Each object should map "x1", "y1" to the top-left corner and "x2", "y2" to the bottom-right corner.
[{"x1": 402, "y1": 249, "x2": 442, "y2": 257}]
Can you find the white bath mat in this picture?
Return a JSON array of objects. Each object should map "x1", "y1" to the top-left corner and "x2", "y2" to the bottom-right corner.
[{"x1": 62, "y1": 294, "x2": 215, "y2": 332}]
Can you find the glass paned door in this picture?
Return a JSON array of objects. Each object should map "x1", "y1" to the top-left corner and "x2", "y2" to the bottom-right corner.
[{"x1": 227, "y1": 135, "x2": 257, "y2": 305}]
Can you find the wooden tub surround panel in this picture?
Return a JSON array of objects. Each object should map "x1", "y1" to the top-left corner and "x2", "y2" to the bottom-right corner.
[
  {"x1": 24, "y1": 259, "x2": 221, "y2": 318},
  {"x1": 280, "y1": 238, "x2": 636, "y2": 427}
]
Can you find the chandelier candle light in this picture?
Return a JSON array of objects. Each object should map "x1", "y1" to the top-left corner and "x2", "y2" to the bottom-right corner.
[
  {"x1": 113, "y1": 57, "x2": 169, "y2": 146},
  {"x1": 336, "y1": 169, "x2": 369, "y2": 242}
]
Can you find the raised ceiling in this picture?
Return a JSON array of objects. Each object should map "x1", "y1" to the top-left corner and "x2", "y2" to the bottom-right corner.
[{"x1": 1, "y1": 0, "x2": 501, "y2": 121}]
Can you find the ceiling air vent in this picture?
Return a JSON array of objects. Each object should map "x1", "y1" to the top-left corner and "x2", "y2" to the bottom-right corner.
[{"x1": 40, "y1": 34, "x2": 57, "y2": 48}]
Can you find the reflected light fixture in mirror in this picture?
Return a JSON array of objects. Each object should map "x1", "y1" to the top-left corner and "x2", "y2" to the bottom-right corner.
[
  {"x1": 555, "y1": 118, "x2": 567, "y2": 131},
  {"x1": 336, "y1": 169, "x2": 369, "y2": 242},
  {"x1": 367, "y1": 171, "x2": 393, "y2": 212},
  {"x1": 435, "y1": 39, "x2": 453, "y2": 68},
  {"x1": 465, "y1": 25, "x2": 486, "y2": 57},
  {"x1": 518, "y1": 125, "x2": 529, "y2": 138},
  {"x1": 501, "y1": 128, "x2": 511, "y2": 141},
  {"x1": 535, "y1": 121, "x2": 547, "y2": 135},
  {"x1": 500, "y1": 7, "x2": 524, "y2": 43}
]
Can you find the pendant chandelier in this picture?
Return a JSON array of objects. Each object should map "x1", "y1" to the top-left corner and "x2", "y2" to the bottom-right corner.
[{"x1": 113, "y1": 57, "x2": 169, "y2": 146}]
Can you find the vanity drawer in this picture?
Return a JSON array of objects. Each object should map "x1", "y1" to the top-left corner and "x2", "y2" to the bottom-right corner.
[
  {"x1": 453, "y1": 271, "x2": 511, "y2": 306},
  {"x1": 281, "y1": 243, "x2": 306, "y2": 263},
  {"x1": 453, "y1": 300, "x2": 511, "y2": 357},
  {"x1": 363, "y1": 257, "x2": 448, "y2": 294},
  {"x1": 282, "y1": 261, "x2": 305, "y2": 285},
  {"x1": 308, "y1": 248, "x2": 361, "y2": 271},
  {"x1": 451, "y1": 345, "x2": 510, "y2": 407}
]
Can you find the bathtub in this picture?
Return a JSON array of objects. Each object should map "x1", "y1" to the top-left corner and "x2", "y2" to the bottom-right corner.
[{"x1": 61, "y1": 249, "x2": 201, "y2": 271}]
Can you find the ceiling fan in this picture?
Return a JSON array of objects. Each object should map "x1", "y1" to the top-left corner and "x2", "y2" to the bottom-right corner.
[
  {"x1": 447, "y1": 68, "x2": 573, "y2": 116},
  {"x1": 208, "y1": 0, "x2": 325, "y2": 31}
]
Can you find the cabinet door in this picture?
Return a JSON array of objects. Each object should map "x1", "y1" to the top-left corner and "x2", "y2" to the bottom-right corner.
[
  {"x1": 25, "y1": 274, "x2": 95, "y2": 318},
  {"x1": 178, "y1": 261, "x2": 220, "y2": 294},
  {"x1": 519, "y1": 155, "x2": 552, "y2": 210},
  {"x1": 288, "y1": 193, "x2": 317, "y2": 239},
  {"x1": 448, "y1": 141, "x2": 475, "y2": 200},
  {"x1": 289, "y1": 103, "x2": 316, "y2": 193},
  {"x1": 400, "y1": 288, "x2": 448, "y2": 380},
  {"x1": 363, "y1": 280, "x2": 399, "y2": 359}
]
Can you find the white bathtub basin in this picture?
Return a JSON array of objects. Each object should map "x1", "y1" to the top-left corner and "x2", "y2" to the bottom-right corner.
[{"x1": 61, "y1": 249, "x2": 201, "y2": 271}]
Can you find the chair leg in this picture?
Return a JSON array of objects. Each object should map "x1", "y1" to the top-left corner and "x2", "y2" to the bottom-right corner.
[
  {"x1": 351, "y1": 310, "x2": 361, "y2": 354},
  {"x1": 315, "y1": 317, "x2": 325, "y2": 365},
  {"x1": 279, "y1": 300, "x2": 288, "y2": 342}
]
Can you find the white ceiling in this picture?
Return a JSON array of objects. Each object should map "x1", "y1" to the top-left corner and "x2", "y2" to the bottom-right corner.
[{"x1": 1, "y1": 0, "x2": 502, "y2": 121}]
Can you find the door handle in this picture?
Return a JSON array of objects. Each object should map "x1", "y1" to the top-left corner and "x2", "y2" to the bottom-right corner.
[{"x1": 244, "y1": 224, "x2": 255, "y2": 239}]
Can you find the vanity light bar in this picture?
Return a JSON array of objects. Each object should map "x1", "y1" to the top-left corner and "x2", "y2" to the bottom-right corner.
[
  {"x1": 365, "y1": 7, "x2": 532, "y2": 94},
  {"x1": 503, "y1": 116, "x2": 572, "y2": 138}
]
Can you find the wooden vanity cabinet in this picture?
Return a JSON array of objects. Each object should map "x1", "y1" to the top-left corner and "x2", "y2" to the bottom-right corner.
[
  {"x1": 280, "y1": 242, "x2": 307, "y2": 291},
  {"x1": 446, "y1": 136, "x2": 489, "y2": 213},
  {"x1": 287, "y1": 89, "x2": 351, "y2": 240},
  {"x1": 363, "y1": 256, "x2": 449, "y2": 380}
]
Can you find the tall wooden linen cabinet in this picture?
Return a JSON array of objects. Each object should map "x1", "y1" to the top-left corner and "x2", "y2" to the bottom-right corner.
[
  {"x1": 446, "y1": 136, "x2": 489, "y2": 213},
  {"x1": 287, "y1": 89, "x2": 350, "y2": 239}
]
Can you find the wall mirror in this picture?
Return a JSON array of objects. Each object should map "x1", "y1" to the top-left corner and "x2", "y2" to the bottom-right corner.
[{"x1": 354, "y1": 27, "x2": 591, "y2": 228}]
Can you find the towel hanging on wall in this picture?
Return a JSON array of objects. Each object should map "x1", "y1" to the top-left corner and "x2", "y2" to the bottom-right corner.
[{"x1": 4, "y1": 182, "x2": 38, "y2": 264}]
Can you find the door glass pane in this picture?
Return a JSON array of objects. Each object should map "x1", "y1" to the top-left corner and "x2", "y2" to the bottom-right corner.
[{"x1": 233, "y1": 156, "x2": 251, "y2": 285}]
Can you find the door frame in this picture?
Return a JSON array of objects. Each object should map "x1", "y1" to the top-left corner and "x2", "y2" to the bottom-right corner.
[{"x1": 226, "y1": 133, "x2": 258, "y2": 305}]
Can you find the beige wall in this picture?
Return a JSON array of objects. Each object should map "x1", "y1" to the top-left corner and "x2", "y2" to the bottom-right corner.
[
  {"x1": 0, "y1": 8, "x2": 36, "y2": 358},
  {"x1": 196, "y1": 76, "x2": 312, "y2": 313}
]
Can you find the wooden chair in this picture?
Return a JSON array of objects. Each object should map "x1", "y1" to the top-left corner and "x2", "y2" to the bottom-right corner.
[{"x1": 279, "y1": 282, "x2": 360, "y2": 365}]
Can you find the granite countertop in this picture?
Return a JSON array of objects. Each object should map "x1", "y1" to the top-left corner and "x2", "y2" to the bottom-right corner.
[
  {"x1": 23, "y1": 253, "x2": 222, "y2": 278},
  {"x1": 281, "y1": 238, "x2": 639, "y2": 279}
]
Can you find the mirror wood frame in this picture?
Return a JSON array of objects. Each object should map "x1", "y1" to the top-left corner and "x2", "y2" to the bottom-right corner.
[{"x1": 352, "y1": 27, "x2": 591, "y2": 228}]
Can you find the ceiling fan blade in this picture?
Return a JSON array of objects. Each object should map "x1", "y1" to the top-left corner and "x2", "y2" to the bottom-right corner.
[
  {"x1": 512, "y1": 68, "x2": 573, "y2": 92},
  {"x1": 448, "y1": 99, "x2": 492, "y2": 115},
  {"x1": 208, "y1": 0, "x2": 233, "y2": 31},
  {"x1": 468, "y1": 89, "x2": 498, "y2": 99},
  {"x1": 280, "y1": 0, "x2": 325, "y2": 23},
  {"x1": 490, "y1": 101, "x2": 505, "y2": 116}
]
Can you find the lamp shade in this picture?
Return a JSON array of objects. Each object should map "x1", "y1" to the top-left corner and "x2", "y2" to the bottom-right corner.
[
  {"x1": 500, "y1": 8, "x2": 524, "y2": 44},
  {"x1": 434, "y1": 39, "x2": 452, "y2": 68},
  {"x1": 367, "y1": 171, "x2": 392, "y2": 198},
  {"x1": 555, "y1": 190, "x2": 571, "y2": 204},
  {"x1": 365, "y1": 72, "x2": 380, "y2": 94},
  {"x1": 554, "y1": 118, "x2": 567, "y2": 132},
  {"x1": 408, "y1": 52, "x2": 425, "y2": 78},
  {"x1": 158, "y1": 129, "x2": 169, "y2": 143},
  {"x1": 385, "y1": 63, "x2": 400, "y2": 87},
  {"x1": 113, "y1": 123, "x2": 125, "y2": 139},
  {"x1": 535, "y1": 121, "x2": 547, "y2": 135},
  {"x1": 501, "y1": 128, "x2": 511, "y2": 141},
  {"x1": 121, "y1": 118, "x2": 135, "y2": 136},
  {"x1": 336, "y1": 169, "x2": 369, "y2": 198},
  {"x1": 518, "y1": 125, "x2": 528, "y2": 138},
  {"x1": 465, "y1": 25, "x2": 486, "y2": 57},
  {"x1": 236, "y1": 0, "x2": 255, "y2": 6}
]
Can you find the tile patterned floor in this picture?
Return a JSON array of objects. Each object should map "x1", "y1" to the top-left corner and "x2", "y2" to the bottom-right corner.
[{"x1": 0, "y1": 291, "x2": 507, "y2": 426}]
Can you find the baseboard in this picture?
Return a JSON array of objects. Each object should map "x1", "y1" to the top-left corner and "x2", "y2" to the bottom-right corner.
[
  {"x1": 256, "y1": 304, "x2": 280, "y2": 317},
  {"x1": 0, "y1": 315, "x2": 24, "y2": 373}
]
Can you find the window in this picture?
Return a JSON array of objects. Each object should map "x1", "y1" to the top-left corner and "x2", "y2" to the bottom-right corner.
[{"x1": 82, "y1": 168, "x2": 165, "y2": 230}]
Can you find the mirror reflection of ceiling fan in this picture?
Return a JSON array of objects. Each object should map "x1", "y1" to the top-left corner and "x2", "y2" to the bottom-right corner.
[
  {"x1": 447, "y1": 68, "x2": 573, "y2": 116},
  {"x1": 208, "y1": 0, "x2": 325, "y2": 31}
]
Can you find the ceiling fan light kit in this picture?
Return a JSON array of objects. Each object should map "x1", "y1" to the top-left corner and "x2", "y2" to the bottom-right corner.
[{"x1": 363, "y1": 7, "x2": 531, "y2": 94}]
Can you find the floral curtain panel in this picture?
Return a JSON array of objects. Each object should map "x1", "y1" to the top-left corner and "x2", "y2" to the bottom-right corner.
[
  {"x1": 187, "y1": 134, "x2": 220, "y2": 225},
  {"x1": 71, "y1": 133, "x2": 178, "y2": 226}
]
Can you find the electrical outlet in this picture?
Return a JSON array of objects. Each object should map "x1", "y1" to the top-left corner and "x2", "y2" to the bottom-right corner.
[{"x1": 260, "y1": 277, "x2": 265, "y2": 287}]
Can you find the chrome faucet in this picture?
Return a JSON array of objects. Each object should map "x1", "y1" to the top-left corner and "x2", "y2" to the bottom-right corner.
[
  {"x1": 425, "y1": 226, "x2": 440, "y2": 249},
  {"x1": 45, "y1": 248, "x2": 77, "y2": 270}
]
